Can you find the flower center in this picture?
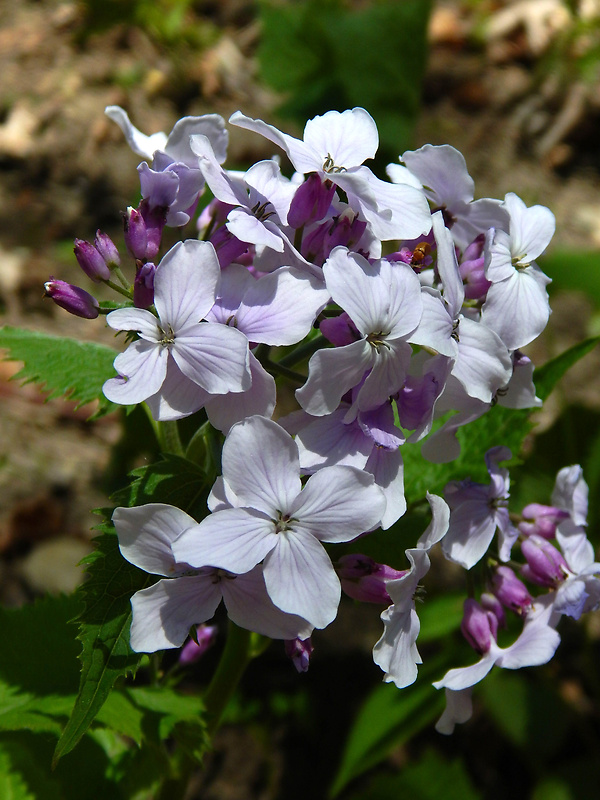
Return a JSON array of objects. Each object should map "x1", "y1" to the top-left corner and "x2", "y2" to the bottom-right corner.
[
  {"x1": 158, "y1": 323, "x2": 176, "y2": 347},
  {"x1": 274, "y1": 511, "x2": 296, "y2": 534},
  {"x1": 366, "y1": 331, "x2": 391, "y2": 353},
  {"x1": 322, "y1": 152, "x2": 346, "y2": 174}
]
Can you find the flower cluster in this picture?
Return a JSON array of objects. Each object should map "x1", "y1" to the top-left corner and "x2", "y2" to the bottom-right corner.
[{"x1": 49, "y1": 105, "x2": 598, "y2": 729}]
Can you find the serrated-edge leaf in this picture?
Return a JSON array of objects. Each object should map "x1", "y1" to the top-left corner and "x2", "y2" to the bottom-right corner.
[
  {"x1": 53, "y1": 531, "x2": 151, "y2": 765},
  {"x1": 0, "y1": 325, "x2": 118, "y2": 417}
]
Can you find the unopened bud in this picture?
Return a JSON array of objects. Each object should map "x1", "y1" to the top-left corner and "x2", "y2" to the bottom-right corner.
[
  {"x1": 521, "y1": 534, "x2": 569, "y2": 587},
  {"x1": 74, "y1": 238, "x2": 111, "y2": 282},
  {"x1": 94, "y1": 231, "x2": 120, "y2": 268},
  {"x1": 179, "y1": 625, "x2": 218, "y2": 666},
  {"x1": 44, "y1": 279, "x2": 99, "y2": 319},
  {"x1": 461, "y1": 598, "x2": 497, "y2": 655},
  {"x1": 491, "y1": 566, "x2": 532, "y2": 616},
  {"x1": 288, "y1": 173, "x2": 335, "y2": 229},
  {"x1": 124, "y1": 207, "x2": 149, "y2": 260},
  {"x1": 337, "y1": 554, "x2": 407, "y2": 604},
  {"x1": 284, "y1": 637, "x2": 314, "y2": 673},
  {"x1": 480, "y1": 591, "x2": 506, "y2": 628},
  {"x1": 134, "y1": 262, "x2": 156, "y2": 309},
  {"x1": 518, "y1": 503, "x2": 569, "y2": 540}
]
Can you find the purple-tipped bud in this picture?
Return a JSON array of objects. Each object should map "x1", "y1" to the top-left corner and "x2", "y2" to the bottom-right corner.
[
  {"x1": 461, "y1": 598, "x2": 498, "y2": 654},
  {"x1": 480, "y1": 591, "x2": 506, "y2": 628},
  {"x1": 518, "y1": 503, "x2": 569, "y2": 540},
  {"x1": 178, "y1": 625, "x2": 218, "y2": 666},
  {"x1": 124, "y1": 207, "x2": 149, "y2": 261},
  {"x1": 284, "y1": 637, "x2": 314, "y2": 673},
  {"x1": 73, "y1": 238, "x2": 111, "y2": 282},
  {"x1": 197, "y1": 199, "x2": 234, "y2": 238},
  {"x1": 134, "y1": 261, "x2": 156, "y2": 309},
  {"x1": 337, "y1": 553, "x2": 407, "y2": 604},
  {"x1": 459, "y1": 234, "x2": 491, "y2": 301},
  {"x1": 94, "y1": 231, "x2": 120, "y2": 268},
  {"x1": 288, "y1": 173, "x2": 335, "y2": 229},
  {"x1": 521, "y1": 534, "x2": 569, "y2": 587},
  {"x1": 491, "y1": 566, "x2": 532, "y2": 616},
  {"x1": 210, "y1": 225, "x2": 249, "y2": 268},
  {"x1": 320, "y1": 312, "x2": 361, "y2": 347},
  {"x1": 300, "y1": 220, "x2": 329, "y2": 265},
  {"x1": 139, "y1": 199, "x2": 167, "y2": 260},
  {"x1": 44, "y1": 279, "x2": 99, "y2": 319}
]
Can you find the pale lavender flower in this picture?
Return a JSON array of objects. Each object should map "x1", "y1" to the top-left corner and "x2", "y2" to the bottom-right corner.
[
  {"x1": 481, "y1": 193, "x2": 554, "y2": 350},
  {"x1": 103, "y1": 240, "x2": 251, "y2": 419},
  {"x1": 372, "y1": 494, "x2": 450, "y2": 688},
  {"x1": 442, "y1": 446, "x2": 520, "y2": 568},
  {"x1": 296, "y1": 247, "x2": 423, "y2": 417},
  {"x1": 113, "y1": 503, "x2": 313, "y2": 652},
  {"x1": 172, "y1": 416, "x2": 386, "y2": 629},
  {"x1": 230, "y1": 108, "x2": 432, "y2": 241}
]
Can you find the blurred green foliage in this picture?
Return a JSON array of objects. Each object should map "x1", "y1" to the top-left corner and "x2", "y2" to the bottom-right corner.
[{"x1": 257, "y1": 0, "x2": 432, "y2": 169}]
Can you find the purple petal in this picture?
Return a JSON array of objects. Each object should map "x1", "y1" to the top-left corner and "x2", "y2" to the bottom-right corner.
[
  {"x1": 154, "y1": 240, "x2": 221, "y2": 328},
  {"x1": 172, "y1": 323, "x2": 250, "y2": 394},
  {"x1": 204, "y1": 352, "x2": 276, "y2": 433},
  {"x1": 103, "y1": 339, "x2": 168, "y2": 405}
]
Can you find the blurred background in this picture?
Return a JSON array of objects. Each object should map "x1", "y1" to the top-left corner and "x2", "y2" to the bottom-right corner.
[{"x1": 1, "y1": 1, "x2": 600, "y2": 798}]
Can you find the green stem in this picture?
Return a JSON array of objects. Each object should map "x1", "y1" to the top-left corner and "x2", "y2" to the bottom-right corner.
[
  {"x1": 157, "y1": 421, "x2": 185, "y2": 456},
  {"x1": 279, "y1": 334, "x2": 326, "y2": 367},
  {"x1": 204, "y1": 621, "x2": 252, "y2": 736},
  {"x1": 264, "y1": 359, "x2": 306, "y2": 384},
  {"x1": 105, "y1": 279, "x2": 133, "y2": 300},
  {"x1": 111, "y1": 266, "x2": 132, "y2": 291}
]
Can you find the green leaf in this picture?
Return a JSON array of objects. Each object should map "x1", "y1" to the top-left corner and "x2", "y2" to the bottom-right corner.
[
  {"x1": 53, "y1": 532, "x2": 151, "y2": 765},
  {"x1": 258, "y1": 0, "x2": 432, "y2": 162},
  {"x1": 0, "y1": 326, "x2": 118, "y2": 417},
  {"x1": 348, "y1": 748, "x2": 481, "y2": 800},
  {"x1": 55, "y1": 454, "x2": 210, "y2": 764},
  {"x1": 111, "y1": 453, "x2": 210, "y2": 520},
  {"x1": 418, "y1": 594, "x2": 464, "y2": 643},
  {"x1": 329, "y1": 657, "x2": 448, "y2": 797},
  {"x1": 533, "y1": 336, "x2": 600, "y2": 401}
]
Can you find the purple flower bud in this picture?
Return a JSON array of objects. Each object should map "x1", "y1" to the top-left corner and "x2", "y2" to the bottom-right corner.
[
  {"x1": 461, "y1": 598, "x2": 497, "y2": 654},
  {"x1": 197, "y1": 199, "x2": 234, "y2": 238},
  {"x1": 480, "y1": 591, "x2": 506, "y2": 628},
  {"x1": 134, "y1": 262, "x2": 156, "y2": 309},
  {"x1": 491, "y1": 566, "x2": 532, "y2": 616},
  {"x1": 139, "y1": 199, "x2": 167, "y2": 260},
  {"x1": 284, "y1": 637, "x2": 314, "y2": 673},
  {"x1": 44, "y1": 279, "x2": 99, "y2": 319},
  {"x1": 459, "y1": 234, "x2": 490, "y2": 301},
  {"x1": 320, "y1": 312, "x2": 361, "y2": 347},
  {"x1": 521, "y1": 535, "x2": 569, "y2": 587},
  {"x1": 337, "y1": 553, "x2": 407, "y2": 604},
  {"x1": 73, "y1": 238, "x2": 111, "y2": 282},
  {"x1": 124, "y1": 207, "x2": 149, "y2": 261},
  {"x1": 301, "y1": 220, "x2": 329, "y2": 265},
  {"x1": 288, "y1": 173, "x2": 335, "y2": 229},
  {"x1": 94, "y1": 231, "x2": 120, "y2": 268},
  {"x1": 179, "y1": 625, "x2": 218, "y2": 666},
  {"x1": 210, "y1": 225, "x2": 249, "y2": 268},
  {"x1": 518, "y1": 503, "x2": 569, "y2": 540}
]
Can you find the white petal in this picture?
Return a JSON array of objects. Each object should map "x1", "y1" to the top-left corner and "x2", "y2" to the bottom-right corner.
[
  {"x1": 296, "y1": 340, "x2": 374, "y2": 416},
  {"x1": 373, "y1": 605, "x2": 421, "y2": 688},
  {"x1": 303, "y1": 107, "x2": 378, "y2": 169},
  {"x1": 402, "y1": 144, "x2": 474, "y2": 208},
  {"x1": 432, "y1": 651, "x2": 496, "y2": 691},
  {"x1": 172, "y1": 323, "x2": 250, "y2": 394},
  {"x1": 417, "y1": 493, "x2": 450, "y2": 550},
  {"x1": 223, "y1": 565, "x2": 313, "y2": 640},
  {"x1": 129, "y1": 576, "x2": 222, "y2": 652},
  {"x1": 291, "y1": 465, "x2": 386, "y2": 541},
  {"x1": 221, "y1": 416, "x2": 302, "y2": 514},
  {"x1": 236, "y1": 268, "x2": 329, "y2": 345},
  {"x1": 435, "y1": 689, "x2": 473, "y2": 734},
  {"x1": 263, "y1": 530, "x2": 340, "y2": 629},
  {"x1": 453, "y1": 316, "x2": 512, "y2": 403},
  {"x1": 204, "y1": 352, "x2": 276, "y2": 434},
  {"x1": 106, "y1": 307, "x2": 160, "y2": 340},
  {"x1": 105, "y1": 105, "x2": 167, "y2": 160},
  {"x1": 226, "y1": 207, "x2": 285, "y2": 251},
  {"x1": 229, "y1": 111, "x2": 319, "y2": 174},
  {"x1": 114, "y1": 503, "x2": 198, "y2": 575},
  {"x1": 103, "y1": 339, "x2": 168, "y2": 405},
  {"x1": 172, "y1": 507, "x2": 277, "y2": 573},
  {"x1": 145, "y1": 360, "x2": 208, "y2": 421},
  {"x1": 154, "y1": 240, "x2": 220, "y2": 329},
  {"x1": 504, "y1": 192, "x2": 555, "y2": 264},
  {"x1": 365, "y1": 446, "x2": 405, "y2": 530},
  {"x1": 442, "y1": 499, "x2": 498, "y2": 569},
  {"x1": 167, "y1": 114, "x2": 228, "y2": 165},
  {"x1": 481, "y1": 267, "x2": 551, "y2": 350},
  {"x1": 296, "y1": 408, "x2": 372, "y2": 471}
]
